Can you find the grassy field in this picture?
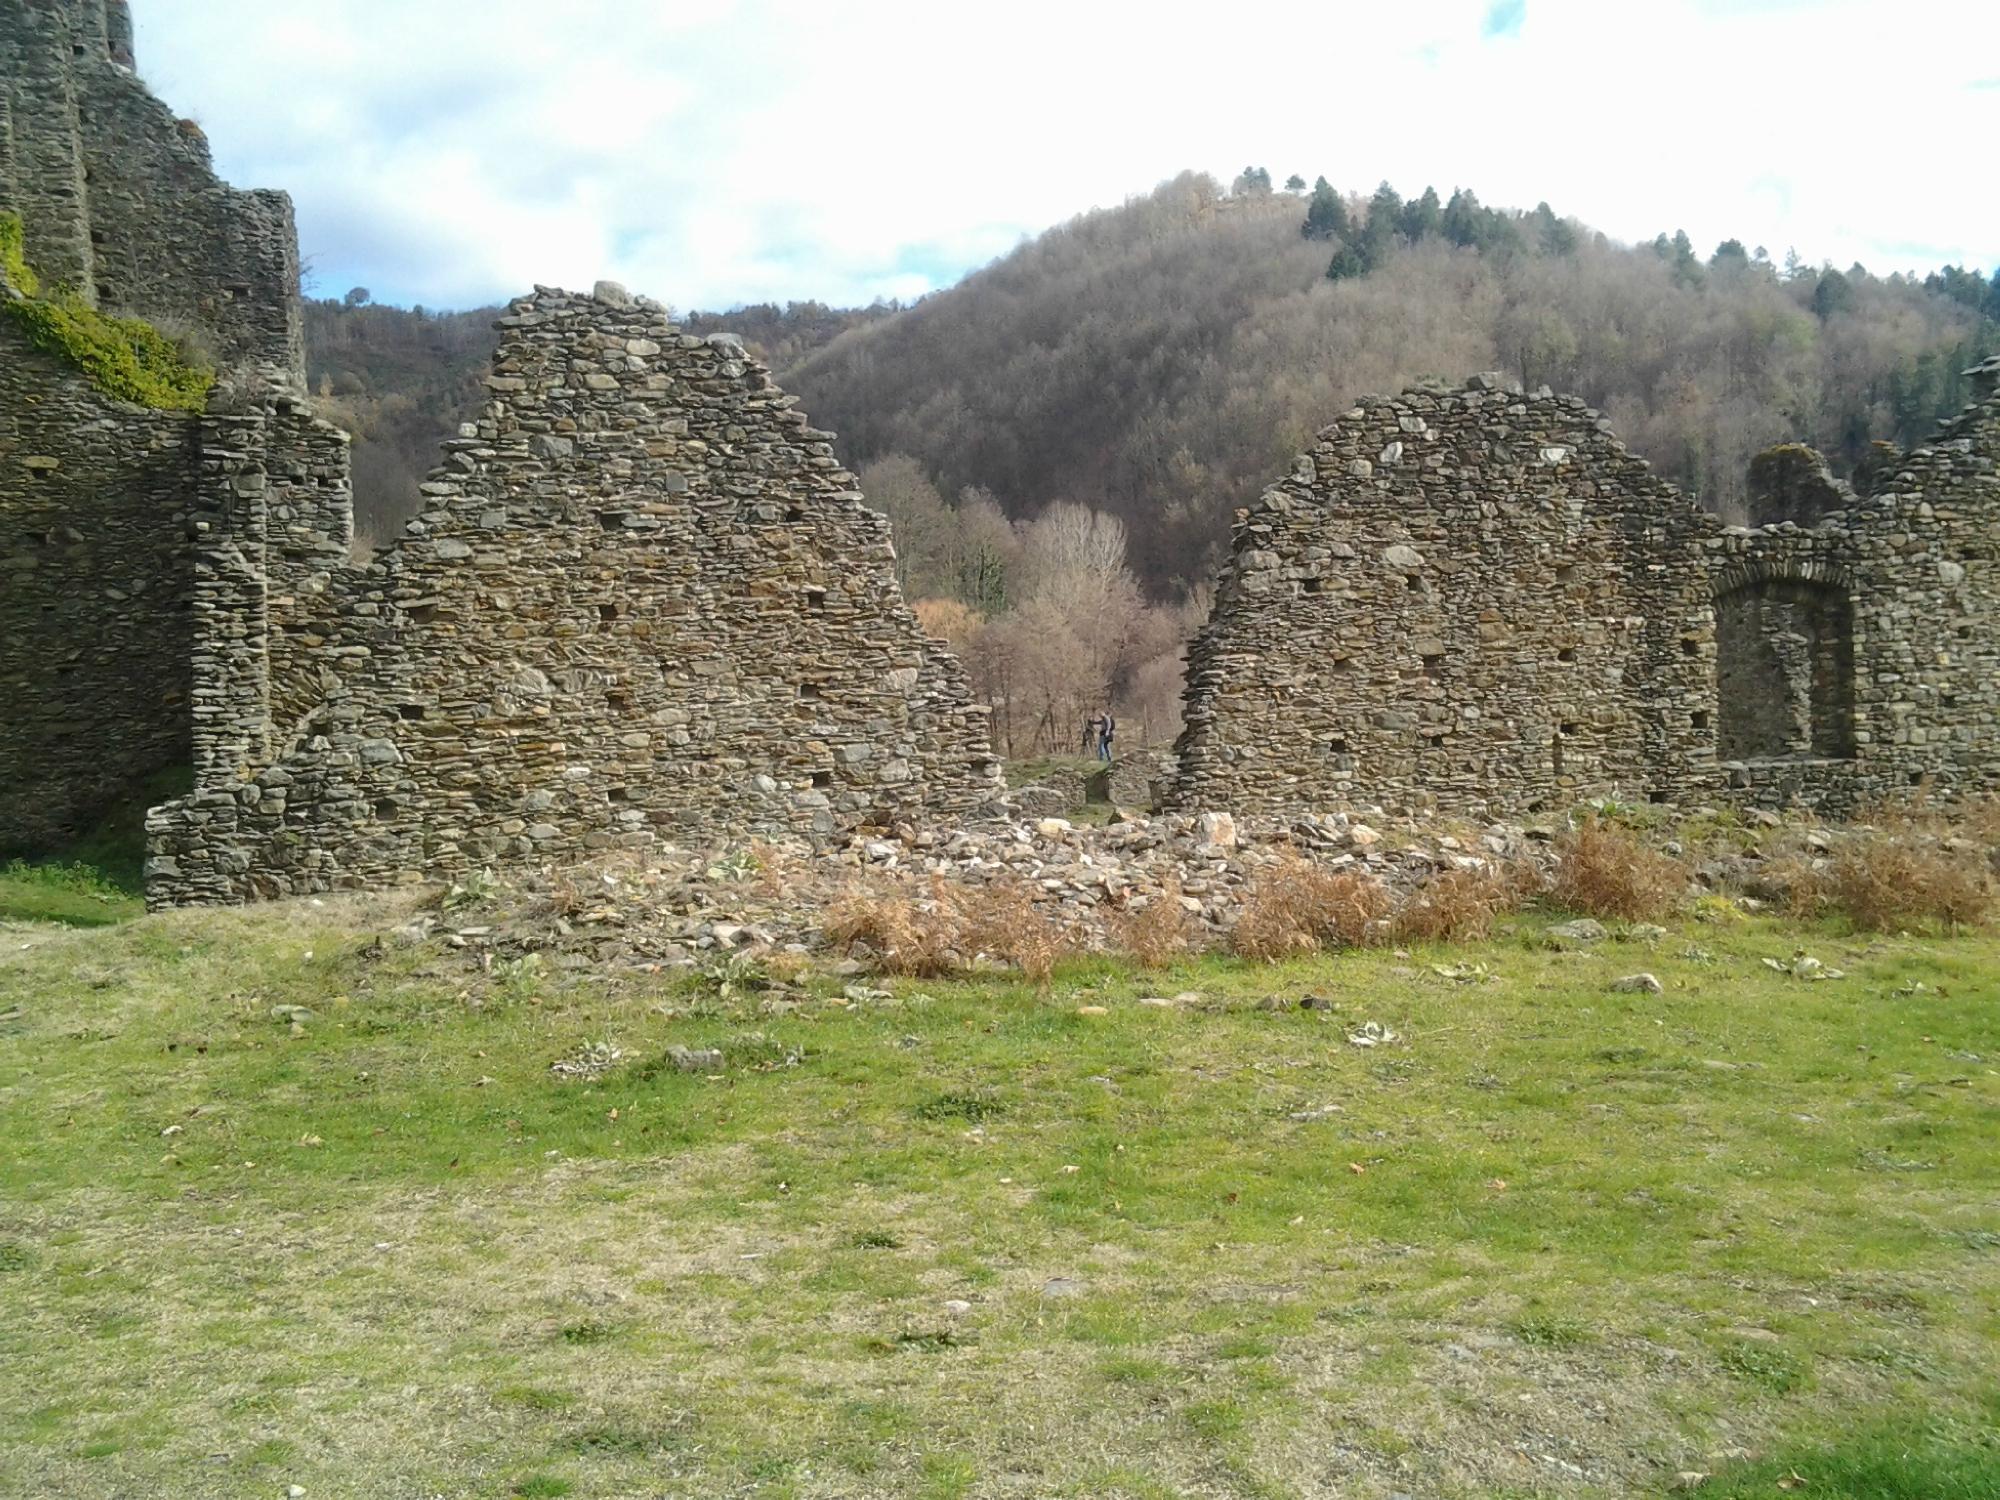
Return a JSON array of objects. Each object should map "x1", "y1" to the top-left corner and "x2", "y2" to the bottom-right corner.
[{"x1": 2, "y1": 892, "x2": 1997, "y2": 1498}]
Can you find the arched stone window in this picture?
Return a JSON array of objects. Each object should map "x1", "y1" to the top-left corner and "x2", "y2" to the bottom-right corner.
[{"x1": 1713, "y1": 561, "x2": 1855, "y2": 760}]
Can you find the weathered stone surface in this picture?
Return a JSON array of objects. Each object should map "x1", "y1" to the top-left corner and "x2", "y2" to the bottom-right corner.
[
  {"x1": 0, "y1": 1, "x2": 306, "y2": 856},
  {"x1": 1170, "y1": 373, "x2": 2000, "y2": 819},
  {"x1": 0, "y1": 1, "x2": 303, "y2": 377},
  {"x1": 145, "y1": 285, "x2": 1002, "y2": 906}
]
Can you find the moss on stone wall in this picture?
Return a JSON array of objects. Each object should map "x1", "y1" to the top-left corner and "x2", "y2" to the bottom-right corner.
[{"x1": 0, "y1": 212, "x2": 214, "y2": 411}]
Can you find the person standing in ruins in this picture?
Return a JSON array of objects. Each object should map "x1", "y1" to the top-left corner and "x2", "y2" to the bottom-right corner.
[
  {"x1": 1081, "y1": 713, "x2": 1099, "y2": 758},
  {"x1": 1097, "y1": 709, "x2": 1116, "y2": 762}
]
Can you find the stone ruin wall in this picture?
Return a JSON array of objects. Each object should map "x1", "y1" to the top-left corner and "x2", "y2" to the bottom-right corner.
[
  {"x1": 0, "y1": 0, "x2": 304, "y2": 855},
  {"x1": 1171, "y1": 378, "x2": 1720, "y2": 817},
  {"x1": 1709, "y1": 360, "x2": 2000, "y2": 810},
  {"x1": 0, "y1": 0, "x2": 302, "y2": 379},
  {"x1": 1171, "y1": 362, "x2": 2000, "y2": 819},
  {"x1": 145, "y1": 286, "x2": 1004, "y2": 905},
  {"x1": 0, "y1": 327, "x2": 198, "y2": 850}
]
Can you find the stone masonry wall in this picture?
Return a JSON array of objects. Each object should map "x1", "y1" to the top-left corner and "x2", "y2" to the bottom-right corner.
[
  {"x1": 1708, "y1": 356, "x2": 2000, "y2": 810},
  {"x1": 0, "y1": 320, "x2": 197, "y2": 851},
  {"x1": 0, "y1": 0, "x2": 302, "y2": 379},
  {"x1": 1171, "y1": 376, "x2": 1720, "y2": 817},
  {"x1": 1172, "y1": 363, "x2": 2000, "y2": 819},
  {"x1": 1, "y1": 0, "x2": 308, "y2": 855},
  {"x1": 146, "y1": 286, "x2": 1003, "y2": 904}
]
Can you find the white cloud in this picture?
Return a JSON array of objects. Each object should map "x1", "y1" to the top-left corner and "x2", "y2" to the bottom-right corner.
[{"x1": 132, "y1": 0, "x2": 2000, "y2": 311}]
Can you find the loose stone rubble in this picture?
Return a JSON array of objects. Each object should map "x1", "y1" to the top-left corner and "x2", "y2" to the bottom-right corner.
[{"x1": 432, "y1": 807, "x2": 1536, "y2": 971}]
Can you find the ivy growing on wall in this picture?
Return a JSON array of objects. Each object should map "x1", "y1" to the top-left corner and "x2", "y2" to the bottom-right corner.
[{"x1": 0, "y1": 212, "x2": 214, "y2": 411}]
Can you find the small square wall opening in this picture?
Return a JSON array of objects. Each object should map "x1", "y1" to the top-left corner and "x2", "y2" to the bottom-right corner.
[
  {"x1": 1691, "y1": 710, "x2": 1711, "y2": 730},
  {"x1": 786, "y1": 504, "x2": 805, "y2": 522},
  {"x1": 1328, "y1": 736, "x2": 1349, "y2": 754},
  {"x1": 599, "y1": 603, "x2": 620, "y2": 622},
  {"x1": 1681, "y1": 637, "x2": 1701, "y2": 657},
  {"x1": 805, "y1": 588, "x2": 827, "y2": 612},
  {"x1": 798, "y1": 681, "x2": 823, "y2": 700},
  {"x1": 1302, "y1": 576, "x2": 1324, "y2": 595},
  {"x1": 1560, "y1": 721, "x2": 1580, "y2": 736},
  {"x1": 811, "y1": 769, "x2": 833, "y2": 789},
  {"x1": 1406, "y1": 574, "x2": 1424, "y2": 592},
  {"x1": 1421, "y1": 652, "x2": 1444, "y2": 678},
  {"x1": 1558, "y1": 647, "x2": 1576, "y2": 663}
]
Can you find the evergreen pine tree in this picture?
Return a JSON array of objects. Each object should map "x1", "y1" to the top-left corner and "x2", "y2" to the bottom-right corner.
[
  {"x1": 1400, "y1": 186, "x2": 1443, "y2": 242},
  {"x1": 1301, "y1": 178, "x2": 1349, "y2": 242}
]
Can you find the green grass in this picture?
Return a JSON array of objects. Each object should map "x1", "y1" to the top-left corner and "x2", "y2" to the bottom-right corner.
[
  {"x1": 0, "y1": 860, "x2": 140, "y2": 927},
  {"x1": 1691, "y1": 1419, "x2": 2000, "y2": 1497},
  {"x1": 1, "y1": 896, "x2": 1996, "y2": 1496},
  {"x1": 0, "y1": 765, "x2": 188, "y2": 925}
]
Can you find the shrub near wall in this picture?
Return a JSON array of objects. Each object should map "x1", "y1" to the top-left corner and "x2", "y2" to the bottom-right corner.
[{"x1": 0, "y1": 212, "x2": 213, "y2": 411}]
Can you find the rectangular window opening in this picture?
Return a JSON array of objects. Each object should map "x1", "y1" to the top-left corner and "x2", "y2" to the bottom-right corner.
[
  {"x1": 1691, "y1": 710, "x2": 1711, "y2": 730},
  {"x1": 599, "y1": 603, "x2": 620, "y2": 622},
  {"x1": 811, "y1": 769, "x2": 833, "y2": 789},
  {"x1": 1681, "y1": 638, "x2": 1701, "y2": 657},
  {"x1": 805, "y1": 588, "x2": 827, "y2": 612},
  {"x1": 1557, "y1": 647, "x2": 1576, "y2": 663}
]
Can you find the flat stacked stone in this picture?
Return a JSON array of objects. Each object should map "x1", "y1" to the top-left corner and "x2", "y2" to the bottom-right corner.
[
  {"x1": 1170, "y1": 366, "x2": 2000, "y2": 819},
  {"x1": 146, "y1": 285, "x2": 1003, "y2": 905}
]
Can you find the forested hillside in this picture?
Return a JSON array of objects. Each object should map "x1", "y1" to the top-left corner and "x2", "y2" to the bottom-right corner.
[
  {"x1": 302, "y1": 295, "x2": 493, "y2": 549},
  {"x1": 299, "y1": 170, "x2": 1997, "y2": 751},
  {"x1": 786, "y1": 171, "x2": 1999, "y2": 592}
]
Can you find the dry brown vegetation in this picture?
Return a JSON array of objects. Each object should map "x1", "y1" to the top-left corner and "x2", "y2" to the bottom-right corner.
[
  {"x1": 820, "y1": 876, "x2": 967, "y2": 977},
  {"x1": 1549, "y1": 818, "x2": 1689, "y2": 921},
  {"x1": 1786, "y1": 830, "x2": 1993, "y2": 932},
  {"x1": 1232, "y1": 859, "x2": 1392, "y2": 962},
  {"x1": 959, "y1": 879, "x2": 1081, "y2": 984},
  {"x1": 821, "y1": 875, "x2": 1080, "y2": 982},
  {"x1": 1106, "y1": 877, "x2": 1197, "y2": 969},
  {"x1": 1391, "y1": 863, "x2": 1539, "y2": 945}
]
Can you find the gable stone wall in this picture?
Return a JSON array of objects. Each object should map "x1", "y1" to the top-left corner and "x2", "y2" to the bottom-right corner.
[
  {"x1": 145, "y1": 286, "x2": 1003, "y2": 905},
  {"x1": 1170, "y1": 378, "x2": 1720, "y2": 817},
  {"x1": 1171, "y1": 363, "x2": 2000, "y2": 819}
]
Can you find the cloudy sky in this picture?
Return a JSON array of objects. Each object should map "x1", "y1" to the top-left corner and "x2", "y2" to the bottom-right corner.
[{"x1": 134, "y1": 0, "x2": 1999, "y2": 314}]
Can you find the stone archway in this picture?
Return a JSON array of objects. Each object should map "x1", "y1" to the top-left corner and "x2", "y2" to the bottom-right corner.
[{"x1": 1713, "y1": 558, "x2": 1855, "y2": 761}]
